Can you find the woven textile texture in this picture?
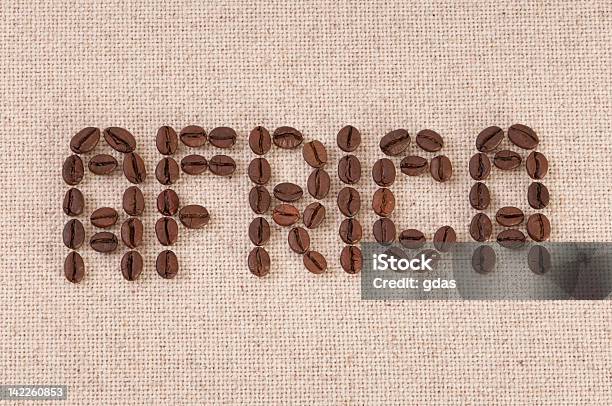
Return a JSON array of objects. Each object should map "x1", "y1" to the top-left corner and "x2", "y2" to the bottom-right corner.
[{"x1": 1, "y1": 1, "x2": 611, "y2": 404}]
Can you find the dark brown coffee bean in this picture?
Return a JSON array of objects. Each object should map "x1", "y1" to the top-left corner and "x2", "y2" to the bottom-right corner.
[
  {"x1": 90, "y1": 207, "x2": 118, "y2": 228},
  {"x1": 64, "y1": 251, "x2": 85, "y2": 283},
  {"x1": 157, "y1": 189, "x2": 180, "y2": 216},
  {"x1": 249, "y1": 126, "x2": 271, "y2": 155},
  {"x1": 339, "y1": 218, "x2": 362, "y2": 244},
  {"x1": 373, "y1": 218, "x2": 396, "y2": 244},
  {"x1": 416, "y1": 129, "x2": 444, "y2": 152},
  {"x1": 88, "y1": 154, "x2": 117, "y2": 175},
  {"x1": 528, "y1": 245, "x2": 551, "y2": 275},
  {"x1": 470, "y1": 213, "x2": 493, "y2": 242},
  {"x1": 493, "y1": 150, "x2": 521, "y2": 170},
  {"x1": 155, "y1": 157, "x2": 180, "y2": 185},
  {"x1": 433, "y1": 225, "x2": 456, "y2": 252},
  {"x1": 398, "y1": 229, "x2": 426, "y2": 249},
  {"x1": 469, "y1": 182, "x2": 490, "y2": 210},
  {"x1": 63, "y1": 188, "x2": 84, "y2": 216},
  {"x1": 385, "y1": 246, "x2": 410, "y2": 263},
  {"x1": 248, "y1": 247, "x2": 270, "y2": 277},
  {"x1": 181, "y1": 154, "x2": 208, "y2": 175},
  {"x1": 273, "y1": 183, "x2": 303, "y2": 202},
  {"x1": 528, "y1": 182, "x2": 549, "y2": 209},
  {"x1": 123, "y1": 152, "x2": 147, "y2": 184},
  {"x1": 179, "y1": 205, "x2": 210, "y2": 229},
  {"x1": 63, "y1": 219, "x2": 85, "y2": 249},
  {"x1": 415, "y1": 249, "x2": 440, "y2": 271},
  {"x1": 62, "y1": 155, "x2": 84, "y2": 185},
  {"x1": 380, "y1": 129, "x2": 410, "y2": 156},
  {"x1": 469, "y1": 153, "x2": 491, "y2": 180},
  {"x1": 430, "y1": 155, "x2": 452, "y2": 182},
  {"x1": 372, "y1": 158, "x2": 396, "y2": 187},
  {"x1": 103, "y1": 127, "x2": 136, "y2": 153},
  {"x1": 90, "y1": 232, "x2": 118, "y2": 253},
  {"x1": 209, "y1": 127, "x2": 237, "y2": 149},
  {"x1": 121, "y1": 217, "x2": 143, "y2": 248},
  {"x1": 249, "y1": 186, "x2": 271, "y2": 214},
  {"x1": 476, "y1": 126, "x2": 504, "y2": 152},
  {"x1": 372, "y1": 188, "x2": 395, "y2": 217},
  {"x1": 336, "y1": 125, "x2": 361, "y2": 152},
  {"x1": 303, "y1": 250, "x2": 327, "y2": 274},
  {"x1": 121, "y1": 251, "x2": 143, "y2": 281},
  {"x1": 400, "y1": 156, "x2": 428, "y2": 176},
  {"x1": 307, "y1": 169, "x2": 330, "y2": 200},
  {"x1": 156, "y1": 250, "x2": 179, "y2": 279},
  {"x1": 526, "y1": 151, "x2": 548, "y2": 179},
  {"x1": 273, "y1": 126, "x2": 303, "y2": 149},
  {"x1": 272, "y1": 204, "x2": 300, "y2": 226},
  {"x1": 288, "y1": 227, "x2": 310, "y2": 254},
  {"x1": 303, "y1": 202, "x2": 326, "y2": 229},
  {"x1": 179, "y1": 125, "x2": 207, "y2": 147},
  {"x1": 338, "y1": 155, "x2": 361, "y2": 184},
  {"x1": 122, "y1": 186, "x2": 144, "y2": 216},
  {"x1": 472, "y1": 245, "x2": 496, "y2": 274},
  {"x1": 155, "y1": 217, "x2": 179, "y2": 246},
  {"x1": 340, "y1": 245, "x2": 362, "y2": 274},
  {"x1": 526, "y1": 213, "x2": 551, "y2": 242},
  {"x1": 508, "y1": 124, "x2": 539, "y2": 150},
  {"x1": 156, "y1": 126, "x2": 178, "y2": 155},
  {"x1": 248, "y1": 158, "x2": 271, "y2": 185},
  {"x1": 70, "y1": 127, "x2": 100, "y2": 154},
  {"x1": 337, "y1": 187, "x2": 360, "y2": 217},
  {"x1": 497, "y1": 229, "x2": 526, "y2": 249},
  {"x1": 249, "y1": 217, "x2": 270, "y2": 246},
  {"x1": 208, "y1": 155, "x2": 236, "y2": 176},
  {"x1": 302, "y1": 140, "x2": 328, "y2": 168},
  {"x1": 495, "y1": 206, "x2": 524, "y2": 227}
]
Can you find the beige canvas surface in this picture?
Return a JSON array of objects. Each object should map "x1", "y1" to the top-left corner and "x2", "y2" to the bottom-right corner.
[{"x1": 0, "y1": 1, "x2": 611, "y2": 404}]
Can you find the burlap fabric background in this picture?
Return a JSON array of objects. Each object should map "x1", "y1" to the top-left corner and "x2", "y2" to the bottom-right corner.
[{"x1": 1, "y1": 1, "x2": 610, "y2": 405}]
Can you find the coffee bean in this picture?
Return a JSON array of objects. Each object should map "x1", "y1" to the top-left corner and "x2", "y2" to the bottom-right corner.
[
  {"x1": 303, "y1": 250, "x2": 327, "y2": 274},
  {"x1": 372, "y1": 188, "x2": 395, "y2": 217},
  {"x1": 272, "y1": 204, "x2": 300, "y2": 226},
  {"x1": 469, "y1": 153, "x2": 491, "y2": 181},
  {"x1": 208, "y1": 155, "x2": 236, "y2": 176},
  {"x1": 62, "y1": 155, "x2": 84, "y2": 185},
  {"x1": 472, "y1": 245, "x2": 496, "y2": 274},
  {"x1": 63, "y1": 219, "x2": 85, "y2": 249},
  {"x1": 336, "y1": 125, "x2": 361, "y2": 152},
  {"x1": 372, "y1": 158, "x2": 396, "y2": 187},
  {"x1": 180, "y1": 154, "x2": 208, "y2": 175},
  {"x1": 528, "y1": 245, "x2": 551, "y2": 275},
  {"x1": 433, "y1": 225, "x2": 456, "y2": 252},
  {"x1": 526, "y1": 213, "x2": 551, "y2": 242},
  {"x1": 385, "y1": 246, "x2": 410, "y2": 264},
  {"x1": 179, "y1": 125, "x2": 207, "y2": 147},
  {"x1": 288, "y1": 227, "x2": 310, "y2": 254},
  {"x1": 470, "y1": 213, "x2": 493, "y2": 242},
  {"x1": 340, "y1": 245, "x2": 362, "y2": 274},
  {"x1": 63, "y1": 188, "x2": 84, "y2": 216},
  {"x1": 307, "y1": 169, "x2": 330, "y2": 199},
  {"x1": 380, "y1": 129, "x2": 410, "y2": 156},
  {"x1": 526, "y1": 151, "x2": 548, "y2": 179},
  {"x1": 70, "y1": 127, "x2": 100, "y2": 154},
  {"x1": 179, "y1": 205, "x2": 210, "y2": 229},
  {"x1": 430, "y1": 155, "x2": 452, "y2": 182},
  {"x1": 121, "y1": 251, "x2": 143, "y2": 281},
  {"x1": 415, "y1": 249, "x2": 440, "y2": 271},
  {"x1": 90, "y1": 232, "x2": 118, "y2": 253},
  {"x1": 90, "y1": 207, "x2": 118, "y2": 228},
  {"x1": 157, "y1": 189, "x2": 180, "y2": 216},
  {"x1": 123, "y1": 152, "x2": 147, "y2": 184},
  {"x1": 337, "y1": 187, "x2": 360, "y2": 217},
  {"x1": 338, "y1": 155, "x2": 361, "y2": 184},
  {"x1": 508, "y1": 124, "x2": 539, "y2": 150},
  {"x1": 493, "y1": 150, "x2": 521, "y2": 170},
  {"x1": 155, "y1": 217, "x2": 179, "y2": 246},
  {"x1": 103, "y1": 127, "x2": 136, "y2": 153},
  {"x1": 273, "y1": 126, "x2": 303, "y2": 149},
  {"x1": 528, "y1": 182, "x2": 549, "y2": 209},
  {"x1": 249, "y1": 217, "x2": 270, "y2": 246},
  {"x1": 248, "y1": 158, "x2": 271, "y2": 185},
  {"x1": 495, "y1": 207, "x2": 524, "y2": 227},
  {"x1": 398, "y1": 229, "x2": 426, "y2": 249},
  {"x1": 156, "y1": 250, "x2": 179, "y2": 279},
  {"x1": 476, "y1": 126, "x2": 504, "y2": 152},
  {"x1": 416, "y1": 129, "x2": 444, "y2": 152},
  {"x1": 400, "y1": 156, "x2": 428, "y2": 176},
  {"x1": 249, "y1": 186, "x2": 271, "y2": 214},
  {"x1": 248, "y1": 247, "x2": 270, "y2": 277},
  {"x1": 120, "y1": 217, "x2": 143, "y2": 248},
  {"x1": 373, "y1": 218, "x2": 396, "y2": 244},
  {"x1": 156, "y1": 126, "x2": 178, "y2": 155},
  {"x1": 209, "y1": 127, "x2": 237, "y2": 149},
  {"x1": 303, "y1": 202, "x2": 326, "y2": 229},
  {"x1": 88, "y1": 154, "x2": 117, "y2": 175},
  {"x1": 273, "y1": 183, "x2": 303, "y2": 202},
  {"x1": 469, "y1": 182, "x2": 490, "y2": 210},
  {"x1": 339, "y1": 218, "x2": 362, "y2": 244},
  {"x1": 155, "y1": 157, "x2": 180, "y2": 185},
  {"x1": 497, "y1": 229, "x2": 526, "y2": 249},
  {"x1": 302, "y1": 140, "x2": 328, "y2": 168},
  {"x1": 64, "y1": 251, "x2": 85, "y2": 283},
  {"x1": 249, "y1": 126, "x2": 271, "y2": 155},
  {"x1": 122, "y1": 186, "x2": 144, "y2": 216}
]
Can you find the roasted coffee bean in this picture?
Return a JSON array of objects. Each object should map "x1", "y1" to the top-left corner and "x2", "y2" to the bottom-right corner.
[
  {"x1": 398, "y1": 229, "x2": 426, "y2": 249},
  {"x1": 339, "y1": 218, "x2": 362, "y2": 244},
  {"x1": 340, "y1": 245, "x2": 362, "y2": 274},
  {"x1": 528, "y1": 182, "x2": 549, "y2": 209},
  {"x1": 122, "y1": 186, "x2": 144, "y2": 216},
  {"x1": 156, "y1": 250, "x2": 179, "y2": 279},
  {"x1": 476, "y1": 126, "x2": 504, "y2": 152},
  {"x1": 64, "y1": 251, "x2": 85, "y2": 283},
  {"x1": 288, "y1": 227, "x2": 310, "y2": 254},
  {"x1": 272, "y1": 204, "x2": 300, "y2": 226},
  {"x1": 384, "y1": 246, "x2": 409, "y2": 264},
  {"x1": 372, "y1": 218, "x2": 396, "y2": 244},
  {"x1": 273, "y1": 126, "x2": 303, "y2": 149},
  {"x1": 248, "y1": 158, "x2": 271, "y2": 185},
  {"x1": 273, "y1": 183, "x2": 303, "y2": 202},
  {"x1": 155, "y1": 157, "x2": 180, "y2": 185},
  {"x1": 433, "y1": 225, "x2": 456, "y2": 252},
  {"x1": 248, "y1": 247, "x2": 270, "y2": 277},
  {"x1": 307, "y1": 169, "x2": 330, "y2": 199},
  {"x1": 380, "y1": 129, "x2": 410, "y2": 156},
  {"x1": 472, "y1": 245, "x2": 496, "y2": 274},
  {"x1": 179, "y1": 125, "x2": 207, "y2": 147},
  {"x1": 338, "y1": 155, "x2": 361, "y2": 184},
  {"x1": 469, "y1": 153, "x2": 491, "y2": 181},
  {"x1": 155, "y1": 217, "x2": 179, "y2": 246},
  {"x1": 249, "y1": 217, "x2": 270, "y2": 246},
  {"x1": 526, "y1": 151, "x2": 548, "y2": 179},
  {"x1": 495, "y1": 206, "x2": 524, "y2": 227},
  {"x1": 90, "y1": 232, "x2": 118, "y2": 253},
  {"x1": 208, "y1": 155, "x2": 236, "y2": 176},
  {"x1": 63, "y1": 188, "x2": 84, "y2": 216},
  {"x1": 63, "y1": 219, "x2": 85, "y2": 249},
  {"x1": 400, "y1": 156, "x2": 428, "y2": 176},
  {"x1": 249, "y1": 126, "x2": 271, "y2": 155},
  {"x1": 470, "y1": 213, "x2": 493, "y2": 242},
  {"x1": 372, "y1": 188, "x2": 395, "y2": 217},
  {"x1": 123, "y1": 152, "x2": 147, "y2": 184},
  {"x1": 249, "y1": 186, "x2": 271, "y2": 214},
  {"x1": 372, "y1": 158, "x2": 396, "y2": 187},
  {"x1": 156, "y1": 126, "x2": 178, "y2": 155},
  {"x1": 303, "y1": 250, "x2": 327, "y2": 274},
  {"x1": 302, "y1": 140, "x2": 328, "y2": 168},
  {"x1": 209, "y1": 127, "x2": 237, "y2": 149},
  {"x1": 179, "y1": 205, "x2": 210, "y2": 229},
  {"x1": 508, "y1": 124, "x2": 539, "y2": 150},
  {"x1": 181, "y1": 154, "x2": 208, "y2": 175},
  {"x1": 121, "y1": 251, "x2": 143, "y2": 281},
  {"x1": 416, "y1": 129, "x2": 444, "y2": 152},
  {"x1": 469, "y1": 182, "x2": 490, "y2": 210},
  {"x1": 526, "y1": 213, "x2": 551, "y2": 242},
  {"x1": 70, "y1": 127, "x2": 100, "y2": 154},
  {"x1": 157, "y1": 189, "x2": 180, "y2": 216},
  {"x1": 528, "y1": 245, "x2": 551, "y2": 275},
  {"x1": 103, "y1": 127, "x2": 136, "y2": 153},
  {"x1": 497, "y1": 229, "x2": 526, "y2": 249},
  {"x1": 88, "y1": 154, "x2": 117, "y2": 175},
  {"x1": 90, "y1": 207, "x2": 118, "y2": 228},
  {"x1": 336, "y1": 125, "x2": 361, "y2": 152},
  {"x1": 303, "y1": 202, "x2": 326, "y2": 229},
  {"x1": 430, "y1": 155, "x2": 452, "y2": 182},
  {"x1": 62, "y1": 155, "x2": 84, "y2": 185},
  {"x1": 120, "y1": 217, "x2": 143, "y2": 248},
  {"x1": 337, "y1": 187, "x2": 360, "y2": 217},
  {"x1": 493, "y1": 150, "x2": 521, "y2": 170},
  {"x1": 415, "y1": 249, "x2": 440, "y2": 271}
]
